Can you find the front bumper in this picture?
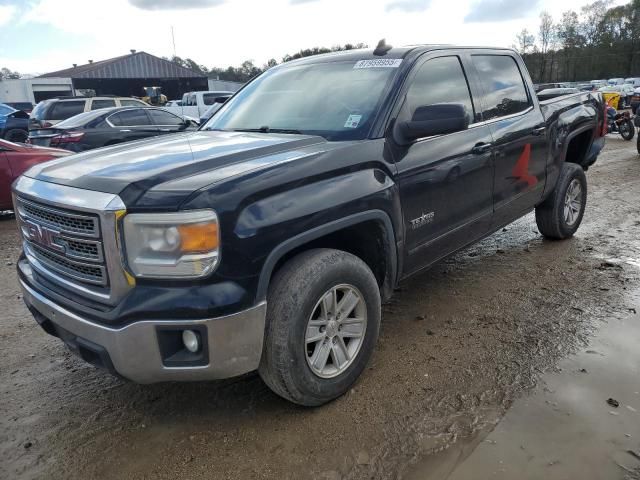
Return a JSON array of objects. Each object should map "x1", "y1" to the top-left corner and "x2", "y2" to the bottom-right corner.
[{"x1": 20, "y1": 268, "x2": 267, "y2": 383}]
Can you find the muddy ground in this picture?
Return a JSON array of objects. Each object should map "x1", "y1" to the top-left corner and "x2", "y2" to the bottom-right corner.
[{"x1": 1, "y1": 138, "x2": 639, "y2": 480}]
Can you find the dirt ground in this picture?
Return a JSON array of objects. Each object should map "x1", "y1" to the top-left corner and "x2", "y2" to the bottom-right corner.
[{"x1": 1, "y1": 138, "x2": 639, "y2": 480}]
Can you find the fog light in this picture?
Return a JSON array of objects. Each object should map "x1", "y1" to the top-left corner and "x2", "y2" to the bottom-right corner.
[{"x1": 182, "y1": 329, "x2": 200, "y2": 353}]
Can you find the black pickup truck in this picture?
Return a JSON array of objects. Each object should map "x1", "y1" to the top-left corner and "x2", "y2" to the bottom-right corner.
[{"x1": 13, "y1": 45, "x2": 605, "y2": 406}]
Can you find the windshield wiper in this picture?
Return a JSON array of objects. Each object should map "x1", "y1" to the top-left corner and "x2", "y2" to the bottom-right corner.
[{"x1": 232, "y1": 126, "x2": 302, "y2": 134}]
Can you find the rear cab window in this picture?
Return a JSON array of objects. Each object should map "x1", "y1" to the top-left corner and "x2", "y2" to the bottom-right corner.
[
  {"x1": 471, "y1": 55, "x2": 531, "y2": 120},
  {"x1": 48, "y1": 100, "x2": 86, "y2": 120}
]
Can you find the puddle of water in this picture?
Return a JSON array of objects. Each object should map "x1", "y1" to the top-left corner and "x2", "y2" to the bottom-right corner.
[{"x1": 405, "y1": 312, "x2": 640, "y2": 480}]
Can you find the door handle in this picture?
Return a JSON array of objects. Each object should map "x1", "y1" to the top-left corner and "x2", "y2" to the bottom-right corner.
[
  {"x1": 471, "y1": 142, "x2": 492, "y2": 155},
  {"x1": 120, "y1": 129, "x2": 131, "y2": 132},
  {"x1": 532, "y1": 125, "x2": 546, "y2": 136},
  {"x1": 159, "y1": 128, "x2": 171, "y2": 132}
]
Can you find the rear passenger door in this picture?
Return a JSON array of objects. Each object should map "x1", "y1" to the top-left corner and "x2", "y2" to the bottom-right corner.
[
  {"x1": 394, "y1": 53, "x2": 495, "y2": 274},
  {"x1": 147, "y1": 109, "x2": 187, "y2": 134},
  {"x1": 470, "y1": 53, "x2": 547, "y2": 225},
  {"x1": 107, "y1": 109, "x2": 159, "y2": 142}
]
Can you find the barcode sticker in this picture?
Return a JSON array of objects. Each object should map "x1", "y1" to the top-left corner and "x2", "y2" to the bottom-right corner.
[{"x1": 354, "y1": 59, "x2": 402, "y2": 69}]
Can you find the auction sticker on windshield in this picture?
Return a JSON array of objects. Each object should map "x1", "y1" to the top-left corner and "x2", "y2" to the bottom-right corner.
[
  {"x1": 353, "y1": 59, "x2": 402, "y2": 69},
  {"x1": 344, "y1": 114, "x2": 362, "y2": 128}
]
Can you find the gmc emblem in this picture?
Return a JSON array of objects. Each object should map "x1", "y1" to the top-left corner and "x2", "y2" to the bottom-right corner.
[{"x1": 23, "y1": 220, "x2": 66, "y2": 254}]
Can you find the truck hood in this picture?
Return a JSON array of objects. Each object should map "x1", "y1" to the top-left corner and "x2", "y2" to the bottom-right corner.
[{"x1": 24, "y1": 131, "x2": 328, "y2": 206}]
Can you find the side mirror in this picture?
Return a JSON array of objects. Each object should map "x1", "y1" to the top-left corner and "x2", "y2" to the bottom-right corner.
[{"x1": 399, "y1": 104, "x2": 469, "y2": 142}]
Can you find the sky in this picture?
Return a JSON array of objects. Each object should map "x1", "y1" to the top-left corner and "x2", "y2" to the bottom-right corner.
[{"x1": 0, "y1": 0, "x2": 628, "y2": 76}]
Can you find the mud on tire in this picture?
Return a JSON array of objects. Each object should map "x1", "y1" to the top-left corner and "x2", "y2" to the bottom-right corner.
[
  {"x1": 535, "y1": 163, "x2": 587, "y2": 240},
  {"x1": 259, "y1": 248, "x2": 381, "y2": 406}
]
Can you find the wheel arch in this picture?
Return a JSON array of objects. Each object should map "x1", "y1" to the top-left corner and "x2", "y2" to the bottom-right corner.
[{"x1": 256, "y1": 210, "x2": 398, "y2": 304}]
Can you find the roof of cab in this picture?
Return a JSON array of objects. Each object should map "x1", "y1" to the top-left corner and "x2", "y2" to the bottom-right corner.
[{"x1": 277, "y1": 44, "x2": 517, "y2": 68}]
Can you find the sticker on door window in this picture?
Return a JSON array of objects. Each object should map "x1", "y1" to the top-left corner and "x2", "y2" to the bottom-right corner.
[{"x1": 344, "y1": 114, "x2": 362, "y2": 128}]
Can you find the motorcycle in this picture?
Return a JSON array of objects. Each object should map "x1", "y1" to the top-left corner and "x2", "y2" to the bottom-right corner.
[{"x1": 607, "y1": 106, "x2": 635, "y2": 141}]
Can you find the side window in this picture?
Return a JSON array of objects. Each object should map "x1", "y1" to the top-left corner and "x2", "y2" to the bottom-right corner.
[
  {"x1": 405, "y1": 56, "x2": 475, "y2": 125},
  {"x1": 91, "y1": 99, "x2": 116, "y2": 110},
  {"x1": 148, "y1": 109, "x2": 184, "y2": 126},
  {"x1": 472, "y1": 55, "x2": 531, "y2": 121},
  {"x1": 189, "y1": 94, "x2": 197, "y2": 106},
  {"x1": 119, "y1": 99, "x2": 147, "y2": 107},
  {"x1": 108, "y1": 109, "x2": 151, "y2": 127},
  {"x1": 49, "y1": 101, "x2": 85, "y2": 120}
]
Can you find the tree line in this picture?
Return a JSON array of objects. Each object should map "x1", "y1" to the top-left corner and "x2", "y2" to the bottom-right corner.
[
  {"x1": 515, "y1": 0, "x2": 640, "y2": 83},
  {"x1": 165, "y1": 43, "x2": 368, "y2": 83}
]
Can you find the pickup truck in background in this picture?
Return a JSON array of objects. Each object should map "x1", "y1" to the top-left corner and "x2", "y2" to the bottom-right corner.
[
  {"x1": 13, "y1": 45, "x2": 605, "y2": 406},
  {"x1": 162, "y1": 90, "x2": 234, "y2": 120}
]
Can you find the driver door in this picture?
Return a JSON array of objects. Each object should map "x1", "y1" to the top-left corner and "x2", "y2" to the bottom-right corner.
[{"x1": 393, "y1": 53, "x2": 495, "y2": 275}]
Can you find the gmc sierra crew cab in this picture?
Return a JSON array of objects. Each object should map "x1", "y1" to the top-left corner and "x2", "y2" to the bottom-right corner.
[{"x1": 13, "y1": 45, "x2": 605, "y2": 406}]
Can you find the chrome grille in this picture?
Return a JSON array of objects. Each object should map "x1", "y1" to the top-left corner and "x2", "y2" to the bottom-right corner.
[
  {"x1": 19, "y1": 199, "x2": 99, "y2": 237},
  {"x1": 28, "y1": 244, "x2": 106, "y2": 285},
  {"x1": 16, "y1": 197, "x2": 108, "y2": 287}
]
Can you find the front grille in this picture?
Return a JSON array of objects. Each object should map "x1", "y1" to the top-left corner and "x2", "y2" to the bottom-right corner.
[
  {"x1": 63, "y1": 238, "x2": 102, "y2": 262},
  {"x1": 19, "y1": 200, "x2": 98, "y2": 237},
  {"x1": 16, "y1": 197, "x2": 108, "y2": 288},
  {"x1": 28, "y1": 243, "x2": 106, "y2": 285}
]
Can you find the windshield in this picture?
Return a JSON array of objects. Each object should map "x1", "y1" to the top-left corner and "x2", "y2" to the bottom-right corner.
[
  {"x1": 202, "y1": 60, "x2": 400, "y2": 141},
  {"x1": 54, "y1": 109, "x2": 110, "y2": 128}
]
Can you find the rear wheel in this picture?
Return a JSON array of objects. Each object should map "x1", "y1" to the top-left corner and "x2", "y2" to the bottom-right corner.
[
  {"x1": 535, "y1": 163, "x2": 587, "y2": 240},
  {"x1": 619, "y1": 119, "x2": 635, "y2": 140},
  {"x1": 637, "y1": 131, "x2": 640, "y2": 154},
  {"x1": 259, "y1": 249, "x2": 381, "y2": 406},
  {"x1": 4, "y1": 128, "x2": 28, "y2": 143}
]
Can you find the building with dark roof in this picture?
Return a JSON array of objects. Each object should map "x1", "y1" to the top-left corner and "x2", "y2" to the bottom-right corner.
[{"x1": 38, "y1": 50, "x2": 208, "y2": 100}]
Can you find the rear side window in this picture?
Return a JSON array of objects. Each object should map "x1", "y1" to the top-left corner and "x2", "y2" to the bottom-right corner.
[
  {"x1": 91, "y1": 99, "x2": 116, "y2": 110},
  {"x1": 119, "y1": 99, "x2": 147, "y2": 107},
  {"x1": 108, "y1": 109, "x2": 151, "y2": 126},
  {"x1": 48, "y1": 100, "x2": 86, "y2": 120},
  {"x1": 405, "y1": 56, "x2": 475, "y2": 124},
  {"x1": 148, "y1": 109, "x2": 184, "y2": 126},
  {"x1": 472, "y1": 55, "x2": 530, "y2": 120}
]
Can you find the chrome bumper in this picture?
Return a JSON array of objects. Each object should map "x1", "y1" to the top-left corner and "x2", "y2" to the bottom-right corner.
[{"x1": 20, "y1": 273, "x2": 266, "y2": 383}]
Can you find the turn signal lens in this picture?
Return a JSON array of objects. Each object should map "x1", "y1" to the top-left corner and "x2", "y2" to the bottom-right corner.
[{"x1": 177, "y1": 223, "x2": 219, "y2": 252}]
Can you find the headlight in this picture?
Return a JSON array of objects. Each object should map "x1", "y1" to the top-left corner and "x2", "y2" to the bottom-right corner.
[{"x1": 122, "y1": 210, "x2": 219, "y2": 278}]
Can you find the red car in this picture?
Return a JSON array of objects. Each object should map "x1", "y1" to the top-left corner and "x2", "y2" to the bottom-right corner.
[{"x1": 0, "y1": 139, "x2": 70, "y2": 211}]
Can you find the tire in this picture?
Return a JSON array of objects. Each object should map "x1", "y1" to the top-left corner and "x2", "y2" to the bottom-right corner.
[
  {"x1": 619, "y1": 119, "x2": 635, "y2": 141},
  {"x1": 259, "y1": 248, "x2": 381, "y2": 406},
  {"x1": 637, "y1": 131, "x2": 640, "y2": 155},
  {"x1": 535, "y1": 163, "x2": 587, "y2": 240},
  {"x1": 4, "y1": 128, "x2": 28, "y2": 143}
]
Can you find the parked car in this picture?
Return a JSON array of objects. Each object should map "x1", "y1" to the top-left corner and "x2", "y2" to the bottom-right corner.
[
  {"x1": 0, "y1": 139, "x2": 70, "y2": 210},
  {"x1": 163, "y1": 90, "x2": 235, "y2": 119},
  {"x1": 608, "y1": 77, "x2": 625, "y2": 86},
  {"x1": 28, "y1": 106, "x2": 197, "y2": 152},
  {"x1": 0, "y1": 103, "x2": 29, "y2": 143},
  {"x1": 537, "y1": 87, "x2": 579, "y2": 101},
  {"x1": 4, "y1": 102, "x2": 34, "y2": 114},
  {"x1": 624, "y1": 77, "x2": 640, "y2": 87},
  {"x1": 199, "y1": 94, "x2": 232, "y2": 124},
  {"x1": 29, "y1": 96, "x2": 149, "y2": 130},
  {"x1": 13, "y1": 45, "x2": 605, "y2": 406}
]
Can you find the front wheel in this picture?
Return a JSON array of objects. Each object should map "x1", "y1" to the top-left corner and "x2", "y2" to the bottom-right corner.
[
  {"x1": 259, "y1": 249, "x2": 381, "y2": 406},
  {"x1": 619, "y1": 119, "x2": 635, "y2": 140},
  {"x1": 535, "y1": 163, "x2": 587, "y2": 240}
]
